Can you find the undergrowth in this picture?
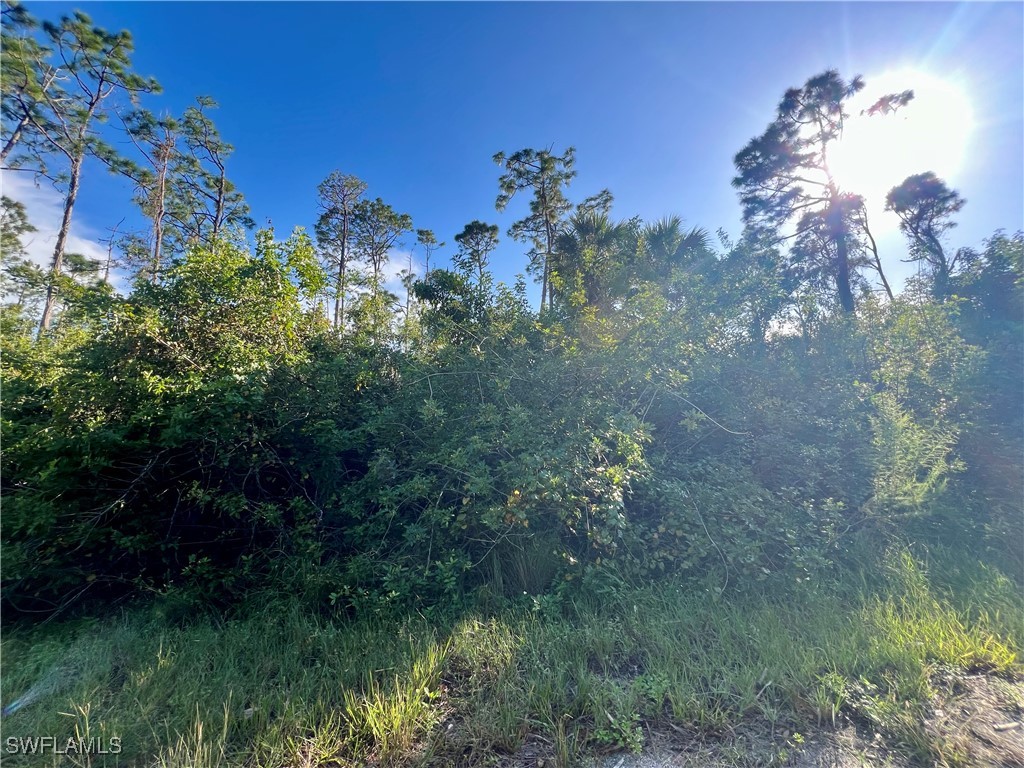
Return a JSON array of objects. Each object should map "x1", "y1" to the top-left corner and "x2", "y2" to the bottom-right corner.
[{"x1": 1, "y1": 546, "x2": 1020, "y2": 767}]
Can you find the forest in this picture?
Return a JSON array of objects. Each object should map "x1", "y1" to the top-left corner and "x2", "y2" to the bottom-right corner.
[{"x1": 1, "y1": 3, "x2": 1022, "y2": 767}]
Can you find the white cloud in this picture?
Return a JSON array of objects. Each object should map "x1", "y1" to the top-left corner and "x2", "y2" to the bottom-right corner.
[
  {"x1": 1, "y1": 170, "x2": 113, "y2": 280},
  {"x1": 345, "y1": 248, "x2": 425, "y2": 303},
  {"x1": 380, "y1": 248, "x2": 425, "y2": 299}
]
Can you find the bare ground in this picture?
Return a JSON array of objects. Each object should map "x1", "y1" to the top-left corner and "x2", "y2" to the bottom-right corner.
[{"x1": 491, "y1": 674, "x2": 1023, "y2": 768}]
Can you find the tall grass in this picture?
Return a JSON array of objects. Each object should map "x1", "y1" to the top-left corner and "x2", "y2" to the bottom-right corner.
[{"x1": 1, "y1": 546, "x2": 1019, "y2": 767}]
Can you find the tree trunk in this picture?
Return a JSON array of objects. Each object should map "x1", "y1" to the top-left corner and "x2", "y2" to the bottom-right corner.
[
  {"x1": 540, "y1": 172, "x2": 552, "y2": 312},
  {"x1": 933, "y1": 264, "x2": 951, "y2": 302},
  {"x1": 862, "y1": 215, "x2": 894, "y2": 301},
  {"x1": 212, "y1": 167, "x2": 226, "y2": 240},
  {"x1": 103, "y1": 218, "x2": 122, "y2": 285},
  {"x1": 0, "y1": 116, "x2": 28, "y2": 164},
  {"x1": 335, "y1": 212, "x2": 349, "y2": 330},
  {"x1": 339, "y1": 267, "x2": 347, "y2": 330},
  {"x1": 826, "y1": 200, "x2": 855, "y2": 314},
  {"x1": 2, "y1": 70, "x2": 58, "y2": 164},
  {"x1": 151, "y1": 155, "x2": 168, "y2": 283},
  {"x1": 409, "y1": 250, "x2": 416, "y2": 316},
  {"x1": 541, "y1": 259, "x2": 550, "y2": 311},
  {"x1": 923, "y1": 230, "x2": 952, "y2": 301},
  {"x1": 39, "y1": 153, "x2": 83, "y2": 335},
  {"x1": 334, "y1": 256, "x2": 344, "y2": 329},
  {"x1": 834, "y1": 231, "x2": 855, "y2": 313}
]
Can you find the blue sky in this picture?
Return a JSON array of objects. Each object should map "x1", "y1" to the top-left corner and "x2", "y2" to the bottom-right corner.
[{"x1": 7, "y1": 1, "x2": 1023, "y2": 301}]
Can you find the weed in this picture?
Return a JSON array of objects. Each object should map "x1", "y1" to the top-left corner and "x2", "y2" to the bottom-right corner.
[{"x1": 0, "y1": 547, "x2": 1019, "y2": 766}]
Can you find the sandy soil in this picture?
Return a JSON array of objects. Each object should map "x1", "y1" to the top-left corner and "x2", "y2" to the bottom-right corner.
[{"x1": 496, "y1": 674, "x2": 1023, "y2": 768}]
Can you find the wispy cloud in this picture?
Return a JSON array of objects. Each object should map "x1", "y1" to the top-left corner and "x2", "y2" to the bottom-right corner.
[
  {"x1": 1, "y1": 170, "x2": 115, "y2": 282},
  {"x1": 380, "y1": 249, "x2": 424, "y2": 299},
  {"x1": 2, "y1": 171, "x2": 110, "y2": 266},
  {"x1": 345, "y1": 248, "x2": 425, "y2": 302}
]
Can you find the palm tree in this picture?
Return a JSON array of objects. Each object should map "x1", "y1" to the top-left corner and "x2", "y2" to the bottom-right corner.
[
  {"x1": 640, "y1": 217, "x2": 712, "y2": 278},
  {"x1": 552, "y1": 210, "x2": 633, "y2": 313}
]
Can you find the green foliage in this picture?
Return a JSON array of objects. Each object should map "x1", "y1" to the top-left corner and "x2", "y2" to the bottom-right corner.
[
  {"x1": 2, "y1": 230, "x2": 328, "y2": 612},
  {"x1": 734, "y1": 70, "x2": 913, "y2": 313},
  {"x1": 886, "y1": 172, "x2": 967, "y2": 300},
  {"x1": 1, "y1": 31, "x2": 1019, "y2": 662},
  {"x1": 552, "y1": 208, "x2": 636, "y2": 314},
  {"x1": 1, "y1": 547, "x2": 1018, "y2": 766},
  {"x1": 868, "y1": 391, "x2": 960, "y2": 513},
  {"x1": 453, "y1": 219, "x2": 499, "y2": 289},
  {"x1": 1, "y1": 1, "x2": 58, "y2": 170},
  {"x1": 5, "y1": 199, "x2": 1013, "y2": 620},
  {"x1": 0, "y1": 196, "x2": 46, "y2": 319},
  {"x1": 1, "y1": 27, "x2": 1021, "y2": 762},
  {"x1": 314, "y1": 170, "x2": 367, "y2": 330},
  {"x1": 494, "y1": 146, "x2": 577, "y2": 310}
]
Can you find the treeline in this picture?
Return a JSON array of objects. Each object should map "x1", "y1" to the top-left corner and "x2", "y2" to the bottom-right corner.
[
  {"x1": 0, "y1": 1, "x2": 249, "y2": 332},
  {"x1": 1, "y1": 3, "x2": 1021, "y2": 619}
]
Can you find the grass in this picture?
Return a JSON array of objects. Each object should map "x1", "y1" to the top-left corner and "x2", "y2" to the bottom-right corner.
[{"x1": 1, "y1": 546, "x2": 1020, "y2": 767}]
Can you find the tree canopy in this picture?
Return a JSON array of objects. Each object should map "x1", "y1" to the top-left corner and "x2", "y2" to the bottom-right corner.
[{"x1": 1, "y1": 31, "x2": 1020, "y2": 633}]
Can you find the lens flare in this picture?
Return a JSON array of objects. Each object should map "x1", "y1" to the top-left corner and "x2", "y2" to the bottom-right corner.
[{"x1": 830, "y1": 69, "x2": 975, "y2": 208}]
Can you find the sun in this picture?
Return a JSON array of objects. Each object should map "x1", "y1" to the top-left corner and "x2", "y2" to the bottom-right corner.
[{"x1": 829, "y1": 69, "x2": 975, "y2": 209}]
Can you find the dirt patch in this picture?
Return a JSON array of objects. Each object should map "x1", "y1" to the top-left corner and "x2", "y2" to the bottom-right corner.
[
  {"x1": 922, "y1": 673, "x2": 1024, "y2": 768},
  {"x1": 495, "y1": 719, "x2": 911, "y2": 768},
  {"x1": 584, "y1": 724, "x2": 913, "y2": 768},
  {"x1": 493, "y1": 675, "x2": 1024, "y2": 768}
]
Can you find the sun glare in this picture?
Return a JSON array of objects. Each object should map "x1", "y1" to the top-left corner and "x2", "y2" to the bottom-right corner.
[{"x1": 829, "y1": 69, "x2": 975, "y2": 211}]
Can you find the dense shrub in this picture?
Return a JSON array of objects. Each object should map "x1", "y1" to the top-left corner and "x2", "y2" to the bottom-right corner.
[{"x1": 2, "y1": 229, "x2": 1020, "y2": 618}]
